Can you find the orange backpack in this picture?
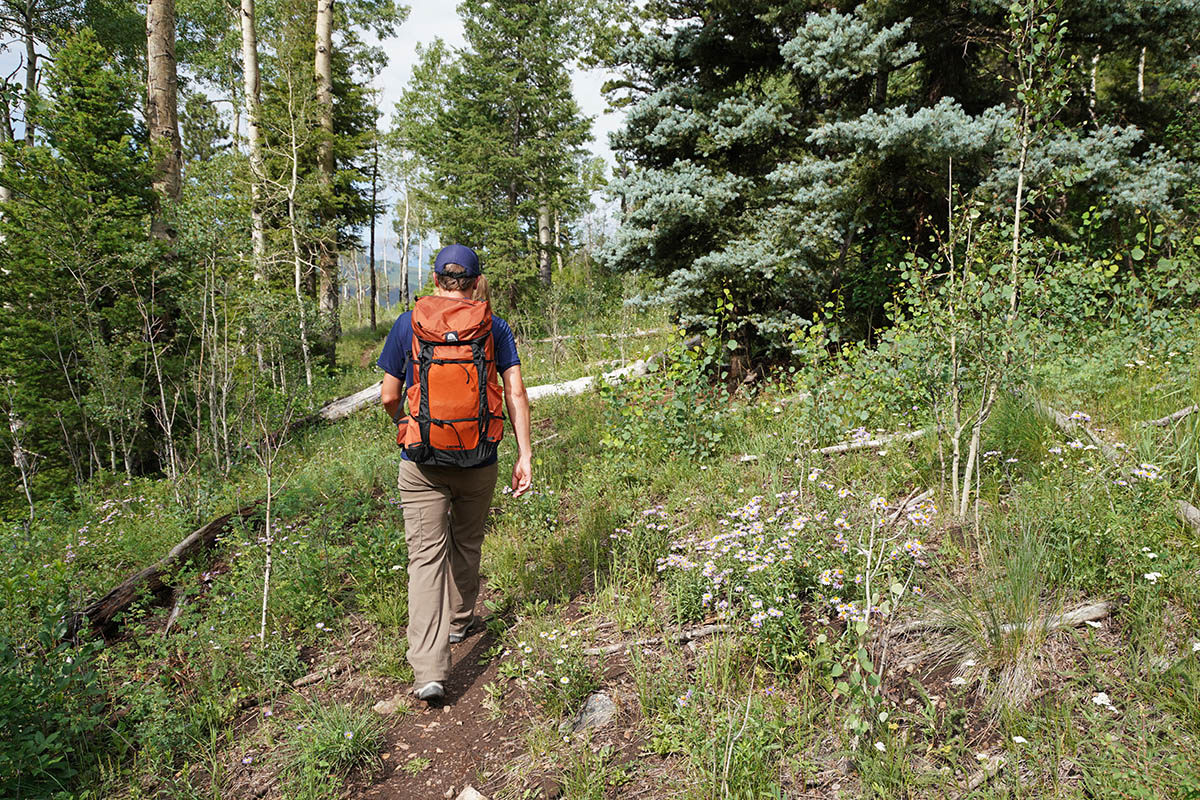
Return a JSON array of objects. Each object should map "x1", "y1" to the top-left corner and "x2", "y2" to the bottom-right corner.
[{"x1": 398, "y1": 295, "x2": 505, "y2": 466}]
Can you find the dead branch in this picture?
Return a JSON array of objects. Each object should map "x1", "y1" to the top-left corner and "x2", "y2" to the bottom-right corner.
[
  {"x1": 812, "y1": 428, "x2": 930, "y2": 456},
  {"x1": 583, "y1": 623, "x2": 731, "y2": 656},
  {"x1": 887, "y1": 488, "x2": 934, "y2": 525},
  {"x1": 67, "y1": 501, "x2": 261, "y2": 638},
  {"x1": 292, "y1": 660, "x2": 348, "y2": 688},
  {"x1": 960, "y1": 755, "x2": 1005, "y2": 795},
  {"x1": 162, "y1": 591, "x2": 185, "y2": 636},
  {"x1": 1141, "y1": 404, "x2": 1198, "y2": 427}
]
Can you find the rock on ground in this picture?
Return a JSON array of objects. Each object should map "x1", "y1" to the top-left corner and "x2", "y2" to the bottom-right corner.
[{"x1": 559, "y1": 691, "x2": 616, "y2": 735}]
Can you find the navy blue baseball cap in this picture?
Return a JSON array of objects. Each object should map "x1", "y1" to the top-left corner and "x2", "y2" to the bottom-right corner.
[{"x1": 433, "y1": 244, "x2": 481, "y2": 276}]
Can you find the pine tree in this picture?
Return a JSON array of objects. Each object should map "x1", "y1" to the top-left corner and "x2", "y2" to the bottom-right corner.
[
  {"x1": 0, "y1": 29, "x2": 158, "y2": 496},
  {"x1": 394, "y1": 0, "x2": 595, "y2": 305},
  {"x1": 603, "y1": 0, "x2": 1199, "y2": 354}
]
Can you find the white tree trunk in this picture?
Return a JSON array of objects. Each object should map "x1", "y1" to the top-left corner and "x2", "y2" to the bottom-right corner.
[
  {"x1": 314, "y1": 0, "x2": 338, "y2": 361},
  {"x1": 538, "y1": 203, "x2": 553, "y2": 287},
  {"x1": 240, "y1": 0, "x2": 267, "y2": 279},
  {"x1": 402, "y1": 192, "x2": 411, "y2": 307}
]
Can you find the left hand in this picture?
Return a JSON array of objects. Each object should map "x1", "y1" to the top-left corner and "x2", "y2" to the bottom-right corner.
[{"x1": 511, "y1": 454, "x2": 532, "y2": 498}]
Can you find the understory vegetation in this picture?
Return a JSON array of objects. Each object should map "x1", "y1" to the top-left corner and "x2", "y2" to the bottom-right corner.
[{"x1": 3, "y1": 253, "x2": 1199, "y2": 797}]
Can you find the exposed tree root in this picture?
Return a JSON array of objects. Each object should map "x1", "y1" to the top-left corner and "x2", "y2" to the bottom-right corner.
[{"x1": 583, "y1": 623, "x2": 732, "y2": 656}]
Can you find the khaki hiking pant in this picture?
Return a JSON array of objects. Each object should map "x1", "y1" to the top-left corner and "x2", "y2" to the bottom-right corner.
[{"x1": 397, "y1": 459, "x2": 498, "y2": 685}]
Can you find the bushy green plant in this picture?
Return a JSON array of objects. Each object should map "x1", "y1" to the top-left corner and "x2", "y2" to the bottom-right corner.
[
  {"x1": 657, "y1": 481, "x2": 934, "y2": 673},
  {"x1": 0, "y1": 604, "x2": 104, "y2": 797},
  {"x1": 498, "y1": 621, "x2": 598, "y2": 718},
  {"x1": 281, "y1": 701, "x2": 385, "y2": 800},
  {"x1": 600, "y1": 334, "x2": 728, "y2": 461}
]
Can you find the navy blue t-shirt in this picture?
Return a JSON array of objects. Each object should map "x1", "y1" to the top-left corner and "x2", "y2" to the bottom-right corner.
[{"x1": 378, "y1": 310, "x2": 520, "y2": 464}]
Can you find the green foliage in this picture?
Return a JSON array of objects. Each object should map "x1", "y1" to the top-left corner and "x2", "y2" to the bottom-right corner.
[
  {"x1": 0, "y1": 604, "x2": 104, "y2": 797},
  {"x1": 604, "y1": 0, "x2": 1199, "y2": 356},
  {"x1": 0, "y1": 28, "x2": 158, "y2": 503},
  {"x1": 281, "y1": 701, "x2": 386, "y2": 799},
  {"x1": 391, "y1": 0, "x2": 600, "y2": 305},
  {"x1": 600, "y1": 335, "x2": 728, "y2": 461},
  {"x1": 498, "y1": 621, "x2": 598, "y2": 717}
]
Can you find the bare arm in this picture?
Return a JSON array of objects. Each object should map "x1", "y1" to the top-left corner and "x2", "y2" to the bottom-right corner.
[
  {"x1": 381, "y1": 372, "x2": 403, "y2": 425},
  {"x1": 501, "y1": 365, "x2": 532, "y2": 496}
]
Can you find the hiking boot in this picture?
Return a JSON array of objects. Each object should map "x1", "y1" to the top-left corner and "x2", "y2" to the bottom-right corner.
[
  {"x1": 413, "y1": 681, "x2": 444, "y2": 702},
  {"x1": 449, "y1": 616, "x2": 484, "y2": 644}
]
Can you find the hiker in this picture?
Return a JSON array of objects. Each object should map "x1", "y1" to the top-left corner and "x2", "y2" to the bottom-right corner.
[{"x1": 378, "y1": 244, "x2": 532, "y2": 703}]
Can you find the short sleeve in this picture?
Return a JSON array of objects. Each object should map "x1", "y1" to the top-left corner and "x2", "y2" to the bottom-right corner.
[
  {"x1": 492, "y1": 317, "x2": 521, "y2": 373},
  {"x1": 377, "y1": 312, "x2": 411, "y2": 380}
]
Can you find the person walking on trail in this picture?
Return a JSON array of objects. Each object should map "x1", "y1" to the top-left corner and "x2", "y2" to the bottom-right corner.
[{"x1": 378, "y1": 244, "x2": 533, "y2": 703}]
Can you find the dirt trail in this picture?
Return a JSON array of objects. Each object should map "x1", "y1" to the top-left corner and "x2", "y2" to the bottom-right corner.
[{"x1": 354, "y1": 596, "x2": 525, "y2": 800}]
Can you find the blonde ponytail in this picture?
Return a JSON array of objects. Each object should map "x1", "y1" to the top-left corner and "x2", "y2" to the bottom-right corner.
[{"x1": 471, "y1": 274, "x2": 492, "y2": 305}]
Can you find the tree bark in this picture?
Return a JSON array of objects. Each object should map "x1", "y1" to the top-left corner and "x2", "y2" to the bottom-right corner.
[
  {"x1": 23, "y1": 20, "x2": 36, "y2": 146},
  {"x1": 147, "y1": 0, "x2": 182, "y2": 241},
  {"x1": 368, "y1": 136, "x2": 378, "y2": 330},
  {"x1": 240, "y1": 0, "x2": 267, "y2": 279},
  {"x1": 314, "y1": 0, "x2": 338, "y2": 363},
  {"x1": 401, "y1": 191, "x2": 411, "y2": 307}
]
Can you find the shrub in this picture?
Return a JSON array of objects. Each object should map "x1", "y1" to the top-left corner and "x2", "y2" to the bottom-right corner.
[{"x1": 0, "y1": 604, "x2": 104, "y2": 798}]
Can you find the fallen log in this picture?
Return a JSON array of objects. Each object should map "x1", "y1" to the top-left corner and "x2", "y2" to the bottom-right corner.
[
  {"x1": 526, "y1": 327, "x2": 666, "y2": 344},
  {"x1": 526, "y1": 336, "x2": 702, "y2": 402},
  {"x1": 583, "y1": 623, "x2": 731, "y2": 656},
  {"x1": 1141, "y1": 404, "x2": 1198, "y2": 427},
  {"x1": 319, "y1": 382, "x2": 383, "y2": 421},
  {"x1": 67, "y1": 501, "x2": 261, "y2": 638},
  {"x1": 813, "y1": 428, "x2": 930, "y2": 456},
  {"x1": 1033, "y1": 402, "x2": 1121, "y2": 465},
  {"x1": 889, "y1": 601, "x2": 1110, "y2": 640}
]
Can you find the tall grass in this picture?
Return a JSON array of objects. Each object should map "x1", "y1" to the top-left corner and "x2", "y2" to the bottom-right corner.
[{"x1": 925, "y1": 523, "x2": 1060, "y2": 711}]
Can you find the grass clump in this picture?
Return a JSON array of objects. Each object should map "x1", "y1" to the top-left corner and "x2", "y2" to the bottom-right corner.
[
  {"x1": 924, "y1": 525, "x2": 1060, "y2": 711},
  {"x1": 281, "y1": 701, "x2": 385, "y2": 799}
]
